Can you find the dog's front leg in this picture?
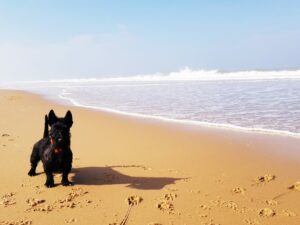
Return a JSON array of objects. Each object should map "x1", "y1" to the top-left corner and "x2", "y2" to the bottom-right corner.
[
  {"x1": 61, "y1": 165, "x2": 72, "y2": 186},
  {"x1": 45, "y1": 171, "x2": 54, "y2": 188},
  {"x1": 28, "y1": 146, "x2": 40, "y2": 176},
  {"x1": 44, "y1": 167, "x2": 54, "y2": 188}
]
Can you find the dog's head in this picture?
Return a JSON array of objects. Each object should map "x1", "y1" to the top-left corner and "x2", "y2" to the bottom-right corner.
[{"x1": 48, "y1": 110, "x2": 73, "y2": 149}]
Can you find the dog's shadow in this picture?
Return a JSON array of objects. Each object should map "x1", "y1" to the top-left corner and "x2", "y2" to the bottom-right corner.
[{"x1": 71, "y1": 166, "x2": 182, "y2": 190}]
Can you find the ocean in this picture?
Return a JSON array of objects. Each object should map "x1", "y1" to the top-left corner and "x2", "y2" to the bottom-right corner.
[{"x1": 3, "y1": 69, "x2": 300, "y2": 137}]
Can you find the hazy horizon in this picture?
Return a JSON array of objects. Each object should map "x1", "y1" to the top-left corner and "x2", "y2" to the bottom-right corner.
[{"x1": 1, "y1": 1, "x2": 300, "y2": 82}]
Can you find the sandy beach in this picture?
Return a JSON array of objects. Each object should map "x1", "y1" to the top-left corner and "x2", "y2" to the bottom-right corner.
[{"x1": 0, "y1": 90, "x2": 299, "y2": 225}]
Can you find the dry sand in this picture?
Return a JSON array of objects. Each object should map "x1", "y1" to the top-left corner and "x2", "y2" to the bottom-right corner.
[{"x1": 0, "y1": 90, "x2": 299, "y2": 225}]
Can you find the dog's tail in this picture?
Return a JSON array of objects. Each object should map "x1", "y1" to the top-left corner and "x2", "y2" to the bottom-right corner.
[{"x1": 43, "y1": 115, "x2": 49, "y2": 138}]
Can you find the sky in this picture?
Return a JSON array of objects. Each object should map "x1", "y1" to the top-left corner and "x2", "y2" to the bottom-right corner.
[{"x1": 0, "y1": 0, "x2": 300, "y2": 82}]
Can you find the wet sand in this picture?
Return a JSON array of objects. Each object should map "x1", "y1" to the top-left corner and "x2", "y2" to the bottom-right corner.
[{"x1": 0, "y1": 90, "x2": 299, "y2": 225}]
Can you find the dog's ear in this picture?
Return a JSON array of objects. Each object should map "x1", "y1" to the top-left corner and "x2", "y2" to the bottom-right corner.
[
  {"x1": 64, "y1": 110, "x2": 73, "y2": 128},
  {"x1": 48, "y1": 110, "x2": 58, "y2": 126}
]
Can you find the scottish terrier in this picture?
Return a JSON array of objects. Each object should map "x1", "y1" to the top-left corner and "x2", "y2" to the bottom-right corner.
[{"x1": 28, "y1": 110, "x2": 73, "y2": 188}]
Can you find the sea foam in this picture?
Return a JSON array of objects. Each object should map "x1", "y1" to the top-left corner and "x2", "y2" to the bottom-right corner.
[
  {"x1": 46, "y1": 68, "x2": 300, "y2": 83},
  {"x1": 2, "y1": 68, "x2": 300, "y2": 138}
]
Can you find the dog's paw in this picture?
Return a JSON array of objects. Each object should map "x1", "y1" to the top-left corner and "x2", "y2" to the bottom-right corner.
[
  {"x1": 45, "y1": 181, "x2": 55, "y2": 188},
  {"x1": 61, "y1": 180, "x2": 73, "y2": 186},
  {"x1": 28, "y1": 169, "x2": 37, "y2": 176}
]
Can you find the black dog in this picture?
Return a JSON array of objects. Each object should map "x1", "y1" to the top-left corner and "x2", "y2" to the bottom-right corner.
[{"x1": 28, "y1": 110, "x2": 73, "y2": 188}]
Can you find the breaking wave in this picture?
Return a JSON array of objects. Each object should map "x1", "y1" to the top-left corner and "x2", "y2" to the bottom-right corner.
[{"x1": 48, "y1": 68, "x2": 300, "y2": 83}]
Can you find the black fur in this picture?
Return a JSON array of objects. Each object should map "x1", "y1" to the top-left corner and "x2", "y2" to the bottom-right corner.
[
  {"x1": 43, "y1": 115, "x2": 49, "y2": 138},
  {"x1": 28, "y1": 110, "x2": 73, "y2": 188}
]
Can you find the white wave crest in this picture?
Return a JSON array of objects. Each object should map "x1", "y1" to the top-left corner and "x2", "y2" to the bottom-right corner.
[{"x1": 49, "y1": 68, "x2": 300, "y2": 83}]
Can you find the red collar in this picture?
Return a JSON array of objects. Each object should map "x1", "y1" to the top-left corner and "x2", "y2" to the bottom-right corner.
[
  {"x1": 50, "y1": 138, "x2": 63, "y2": 154},
  {"x1": 54, "y1": 148, "x2": 62, "y2": 154}
]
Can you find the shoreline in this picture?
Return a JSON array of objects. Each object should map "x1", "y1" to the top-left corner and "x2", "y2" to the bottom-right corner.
[
  {"x1": 0, "y1": 90, "x2": 299, "y2": 225},
  {"x1": 56, "y1": 95, "x2": 300, "y2": 139},
  {"x1": 3, "y1": 89, "x2": 300, "y2": 165},
  {"x1": 4, "y1": 88, "x2": 300, "y2": 139}
]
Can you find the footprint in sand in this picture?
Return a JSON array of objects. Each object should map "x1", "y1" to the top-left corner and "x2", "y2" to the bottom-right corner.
[
  {"x1": 265, "y1": 199, "x2": 278, "y2": 206},
  {"x1": 148, "y1": 223, "x2": 162, "y2": 225},
  {"x1": 26, "y1": 198, "x2": 45, "y2": 207},
  {"x1": 0, "y1": 192, "x2": 16, "y2": 207},
  {"x1": 119, "y1": 196, "x2": 143, "y2": 225},
  {"x1": 65, "y1": 218, "x2": 77, "y2": 223},
  {"x1": 258, "y1": 208, "x2": 276, "y2": 217},
  {"x1": 26, "y1": 187, "x2": 89, "y2": 213},
  {"x1": 199, "y1": 204, "x2": 211, "y2": 210},
  {"x1": 198, "y1": 214, "x2": 208, "y2": 218},
  {"x1": 272, "y1": 181, "x2": 300, "y2": 200},
  {"x1": 254, "y1": 174, "x2": 276, "y2": 184},
  {"x1": 34, "y1": 185, "x2": 43, "y2": 194},
  {"x1": 56, "y1": 188, "x2": 88, "y2": 209},
  {"x1": 157, "y1": 200, "x2": 174, "y2": 214},
  {"x1": 0, "y1": 219, "x2": 32, "y2": 225},
  {"x1": 156, "y1": 191, "x2": 178, "y2": 214},
  {"x1": 211, "y1": 199, "x2": 235, "y2": 210},
  {"x1": 164, "y1": 192, "x2": 177, "y2": 201},
  {"x1": 231, "y1": 187, "x2": 246, "y2": 194},
  {"x1": 281, "y1": 209, "x2": 297, "y2": 217},
  {"x1": 126, "y1": 196, "x2": 143, "y2": 206},
  {"x1": 26, "y1": 198, "x2": 52, "y2": 212},
  {"x1": 288, "y1": 181, "x2": 300, "y2": 191}
]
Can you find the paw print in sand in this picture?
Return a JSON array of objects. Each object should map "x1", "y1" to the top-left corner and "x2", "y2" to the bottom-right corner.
[{"x1": 288, "y1": 181, "x2": 300, "y2": 191}]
